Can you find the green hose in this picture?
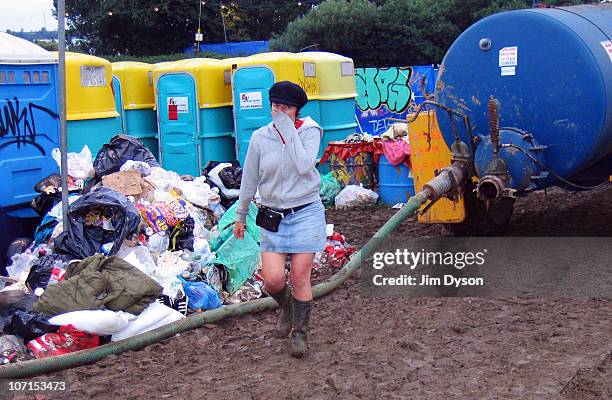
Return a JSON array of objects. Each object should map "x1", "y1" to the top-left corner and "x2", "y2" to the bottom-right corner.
[{"x1": 0, "y1": 191, "x2": 428, "y2": 379}]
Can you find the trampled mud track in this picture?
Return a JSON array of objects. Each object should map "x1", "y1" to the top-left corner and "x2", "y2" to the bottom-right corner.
[{"x1": 5, "y1": 185, "x2": 612, "y2": 399}]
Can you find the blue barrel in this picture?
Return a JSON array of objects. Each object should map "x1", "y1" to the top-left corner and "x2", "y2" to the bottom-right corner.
[
  {"x1": 0, "y1": 34, "x2": 60, "y2": 271},
  {"x1": 378, "y1": 155, "x2": 415, "y2": 205},
  {"x1": 436, "y1": 4, "x2": 612, "y2": 191}
]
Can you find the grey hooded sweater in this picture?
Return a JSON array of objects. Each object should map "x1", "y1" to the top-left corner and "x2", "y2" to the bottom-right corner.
[{"x1": 235, "y1": 112, "x2": 323, "y2": 223}]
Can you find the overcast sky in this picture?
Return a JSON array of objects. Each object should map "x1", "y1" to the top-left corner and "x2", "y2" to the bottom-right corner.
[{"x1": 1, "y1": 0, "x2": 57, "y2": 32}]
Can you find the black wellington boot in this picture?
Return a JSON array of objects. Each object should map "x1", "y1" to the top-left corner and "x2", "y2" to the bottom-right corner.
[
  {"x1": 268, "y1": 285, "x2": 293, "y2": 338},
  {"x1": 290, "y1": 298, "x2": 311, "y2": 358}
]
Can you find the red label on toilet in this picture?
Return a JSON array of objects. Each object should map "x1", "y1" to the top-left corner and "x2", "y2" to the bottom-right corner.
[{"x1": 168, "y1": 103, "x2": 178, "y2": 120}]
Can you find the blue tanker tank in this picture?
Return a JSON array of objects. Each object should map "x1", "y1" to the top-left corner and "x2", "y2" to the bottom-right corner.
[{"x1": 435, "y1": 4, "x2": 612, "y2": 200}]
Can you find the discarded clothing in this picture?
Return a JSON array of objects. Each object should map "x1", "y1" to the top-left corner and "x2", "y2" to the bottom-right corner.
[
  {"x1": 381, "y1": 138, "x2": 411, "y2": 168},
  {"x1": 33, "y1": 215, "x2": 58, "y2": 247},
  {"x1": 33, "y1": 254, "x2": 162, "y2": 317}
]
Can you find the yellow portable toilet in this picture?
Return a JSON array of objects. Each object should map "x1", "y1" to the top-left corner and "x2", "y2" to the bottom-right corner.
[
  {"x1": 305, "y1": 52, "x2": 358, "y2": 149},
  {"x1": 111, "y1": 61, "x2": 158, "y2": 157},
  {"x1": 61, "y1": 52, "x2": 121, "y2": 154},
  {"x1": 152, "y1": 58, "x2": 239, "y2": 176},
  {"x1": 231, "y1": 52, "x2": 321, "y2": 165}
]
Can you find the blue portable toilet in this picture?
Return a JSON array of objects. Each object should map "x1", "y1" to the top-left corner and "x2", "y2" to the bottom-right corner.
[
  {"x1": 0, "y1": 33, "x2": 60, "y2": 270},
  {"x1": 232, "y1": 52, "x2": 322, "y2": 166},
  {"x1": 153, "y1": 58, "x2": 239, "y2": 176},
  {"x1": 232, "y1": 66, "x2": 275, "y2": 166}
]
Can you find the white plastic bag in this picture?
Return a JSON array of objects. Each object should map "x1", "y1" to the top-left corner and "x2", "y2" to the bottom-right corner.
[
  {"x1": 52, "y1": 145, "x2": 95, "y2": 180},
  {"x1": 7, "y1": 252, "x2": 38, "y2": 279},
  {"x1": 49, "y1": 310, "x2": 136, "y2": 335},
  {"x1": 193, "y1": 238, "x2": 211, "y2": 257},
  {"x1": 120, "y1": 160, "x2": 151, "y2": 175},
  {"x1": 147, "y1": 231, "x2": 169, "y2": 255},
  {"x1": 154, "y1": 251, "x2": 191, "y2": 297},
  {"x1": 147, "y1": 167, "x2": 183, "y2": 193},
  {"x1": 48, "y1": 195, "x2": 81, "y2": 221},
  {"x1": 335, "y1": 184, "x2": 379, "y2": 208},
  {"x1": 208, "y1": 163, "x2": 240, "y2": 199},
  {"x1": 111, "y1": 301, "x2": 184, "y2": 341},
  {"x1": 208, "y1": 198, "x2": 226, "y2": 218},
  {"x1": 117, "y1": 245, "x2": 156, "y2": 276},
  {"x1": 181, "y1": 176, "x2": 219, "y2": 208},
  {"x1": 190, "y1": 208, "x2": 212, "y2": 240}
]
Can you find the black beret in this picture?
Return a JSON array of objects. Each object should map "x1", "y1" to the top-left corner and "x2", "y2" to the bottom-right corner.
[{"x1": 269, "y1": 81, "x2": 308, "y2": 109}]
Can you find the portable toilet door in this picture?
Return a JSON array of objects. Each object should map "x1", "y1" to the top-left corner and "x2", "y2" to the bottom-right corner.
[
  {"x1": 232, "y1": 66, "x2": 275, "y2": 166},
  {"x1": 156, "y1": 73, "x2": 200, "y2": 176},
  {"x1": 0, "y1": 32, "x2": 60, "y2": 271},
  {"x1": 112, "y1": 75, "x2": 124, "y2": 132}
]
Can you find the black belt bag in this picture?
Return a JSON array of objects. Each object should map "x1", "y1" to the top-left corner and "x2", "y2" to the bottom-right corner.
[{"x1": 255, "y1": 202, "x2": 313, "y2": 232}]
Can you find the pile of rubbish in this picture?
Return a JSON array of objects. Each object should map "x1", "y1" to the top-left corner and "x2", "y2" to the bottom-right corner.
[
  {"x1": 319, "y1": 125, "x2": 413, "y2": 209},
  {"x1": 0, "y1": 135, "x2": 356, "y2": 363}
]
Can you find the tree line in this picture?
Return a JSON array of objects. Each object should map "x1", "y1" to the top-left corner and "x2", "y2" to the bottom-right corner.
[
  {"x1": 53, "y1": 0, "x2": 322, "y2": 56},
  {"x1": 269, "y1": 0, "x2": 588, "y2": 66},
  {"x1": 54, "y1": 0, "x2": 588, "y2": 65}
]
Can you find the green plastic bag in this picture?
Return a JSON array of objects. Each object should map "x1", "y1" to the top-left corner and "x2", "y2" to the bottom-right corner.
[
  {"x1": 215, "y1": 230, "x2": 260, "y2": 294},
  {"x1": 209, "y1": 201, "x2": 260, "y2": 251},
  {"x1": 319, "y1": 172, "x2": 343, "y2": 208}
]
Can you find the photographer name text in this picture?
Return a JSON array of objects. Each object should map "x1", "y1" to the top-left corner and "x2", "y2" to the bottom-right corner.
[{"x1": 372, "y1": 274, "x2": 484, "y2": 287}]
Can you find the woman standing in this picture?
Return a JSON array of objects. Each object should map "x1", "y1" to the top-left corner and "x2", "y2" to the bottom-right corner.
[{"x1": 234, "y1": 81, "x2": 326, "y2": 358}]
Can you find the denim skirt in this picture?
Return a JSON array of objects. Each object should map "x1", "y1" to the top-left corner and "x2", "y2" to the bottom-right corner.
[{"x1": 259, "y1": 201, "x2": 326, "y2": 254}]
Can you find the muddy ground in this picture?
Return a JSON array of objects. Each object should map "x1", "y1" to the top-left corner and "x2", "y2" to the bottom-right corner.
[{"x1": 4, "y1": 184, "x2": 612, "y2": 400}]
